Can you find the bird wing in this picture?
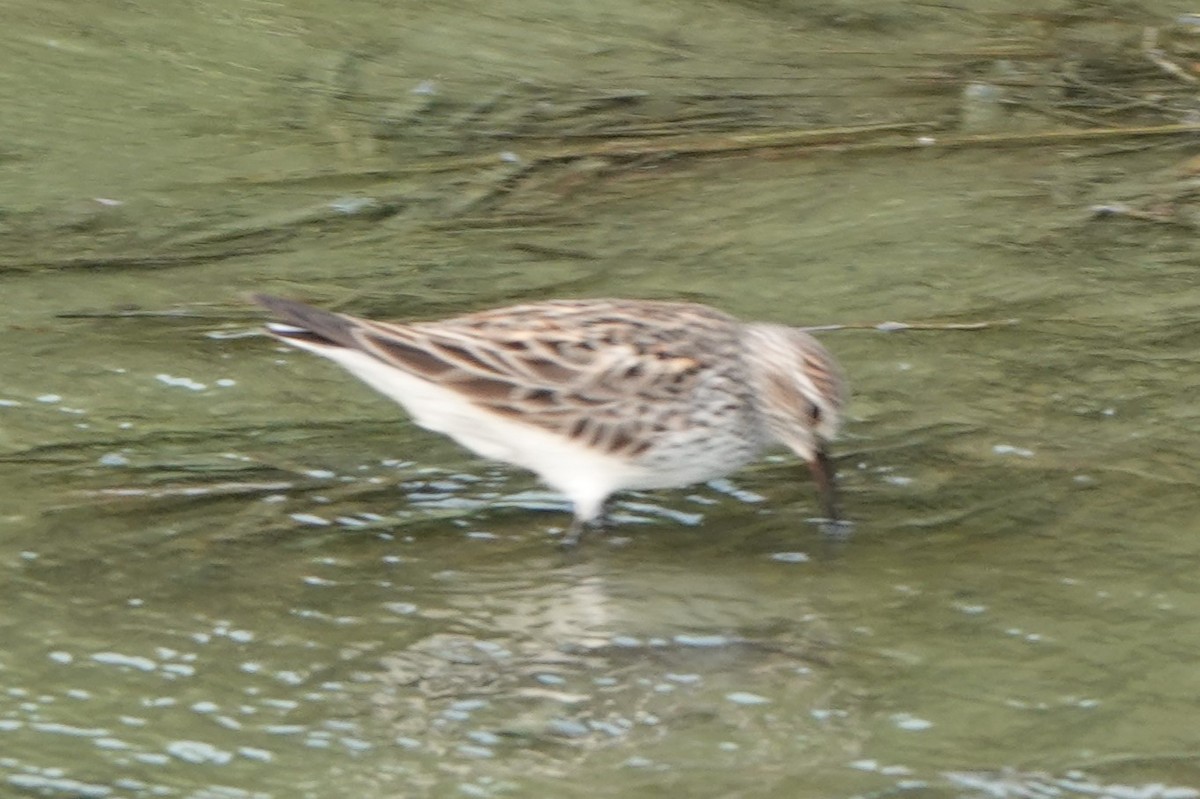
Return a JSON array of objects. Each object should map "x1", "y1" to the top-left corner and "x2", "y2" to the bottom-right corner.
[{"x1": 342, "y1": 300, "x2": 739, "y2": 457}]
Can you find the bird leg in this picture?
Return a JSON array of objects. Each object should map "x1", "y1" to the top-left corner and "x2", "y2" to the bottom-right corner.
[
  {"x1": 560, "y1": 517, "x2": 587, "y2": 549},
  {"x1": 559, "y1": 504, "x2": 609, "y2": 549}
]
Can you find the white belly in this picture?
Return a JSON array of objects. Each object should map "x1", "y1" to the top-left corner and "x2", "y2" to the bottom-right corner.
[{"x1": 303, "y1": 348, "x2": 644, "y2": 521}]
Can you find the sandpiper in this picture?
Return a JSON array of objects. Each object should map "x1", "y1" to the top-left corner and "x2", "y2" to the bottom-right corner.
[{"x1": 253, "y1": 295, "x2": 848, "y2": 546}]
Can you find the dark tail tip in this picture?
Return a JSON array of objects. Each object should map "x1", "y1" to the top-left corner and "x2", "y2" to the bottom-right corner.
[
  {"x1": 250, "y1": 293, "x2": 302, "y2": 317},
  {"x1": 250, "y1": 294, "x2": 360, "y2": 349}
]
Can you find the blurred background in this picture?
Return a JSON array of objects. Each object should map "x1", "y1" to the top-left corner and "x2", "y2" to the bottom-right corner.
[{"x1": 2, "y1": 0, "x2": 1199, "y2": 796}]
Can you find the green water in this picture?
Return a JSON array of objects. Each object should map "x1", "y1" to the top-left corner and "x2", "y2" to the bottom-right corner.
[{"x1": 2, "y1": 1, "x2": 1199, "y2": 797}]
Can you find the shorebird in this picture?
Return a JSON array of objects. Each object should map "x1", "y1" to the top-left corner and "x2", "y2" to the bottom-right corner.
[{"x1": 253, "y1": 295, "x2": 848, "y2": 546}]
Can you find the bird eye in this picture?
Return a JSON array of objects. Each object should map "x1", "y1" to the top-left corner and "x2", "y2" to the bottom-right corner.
[{"x1": 808, "y1": 403, "x2": 822, "y2": 424}]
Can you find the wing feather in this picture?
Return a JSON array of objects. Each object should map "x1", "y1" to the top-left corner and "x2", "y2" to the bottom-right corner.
[{"x1": 259, "y1": 296, "x2": 744, "y2": 458}]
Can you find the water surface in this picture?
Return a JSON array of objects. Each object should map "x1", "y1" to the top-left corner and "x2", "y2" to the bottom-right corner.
[{"x1": 2, "y1": 1, "x2": 1199, "y2": 797}]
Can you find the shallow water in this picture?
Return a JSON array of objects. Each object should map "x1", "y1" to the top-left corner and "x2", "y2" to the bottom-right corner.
[{"x1": 3, "y1": 0, "x2": 1200, "y2": 797}]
